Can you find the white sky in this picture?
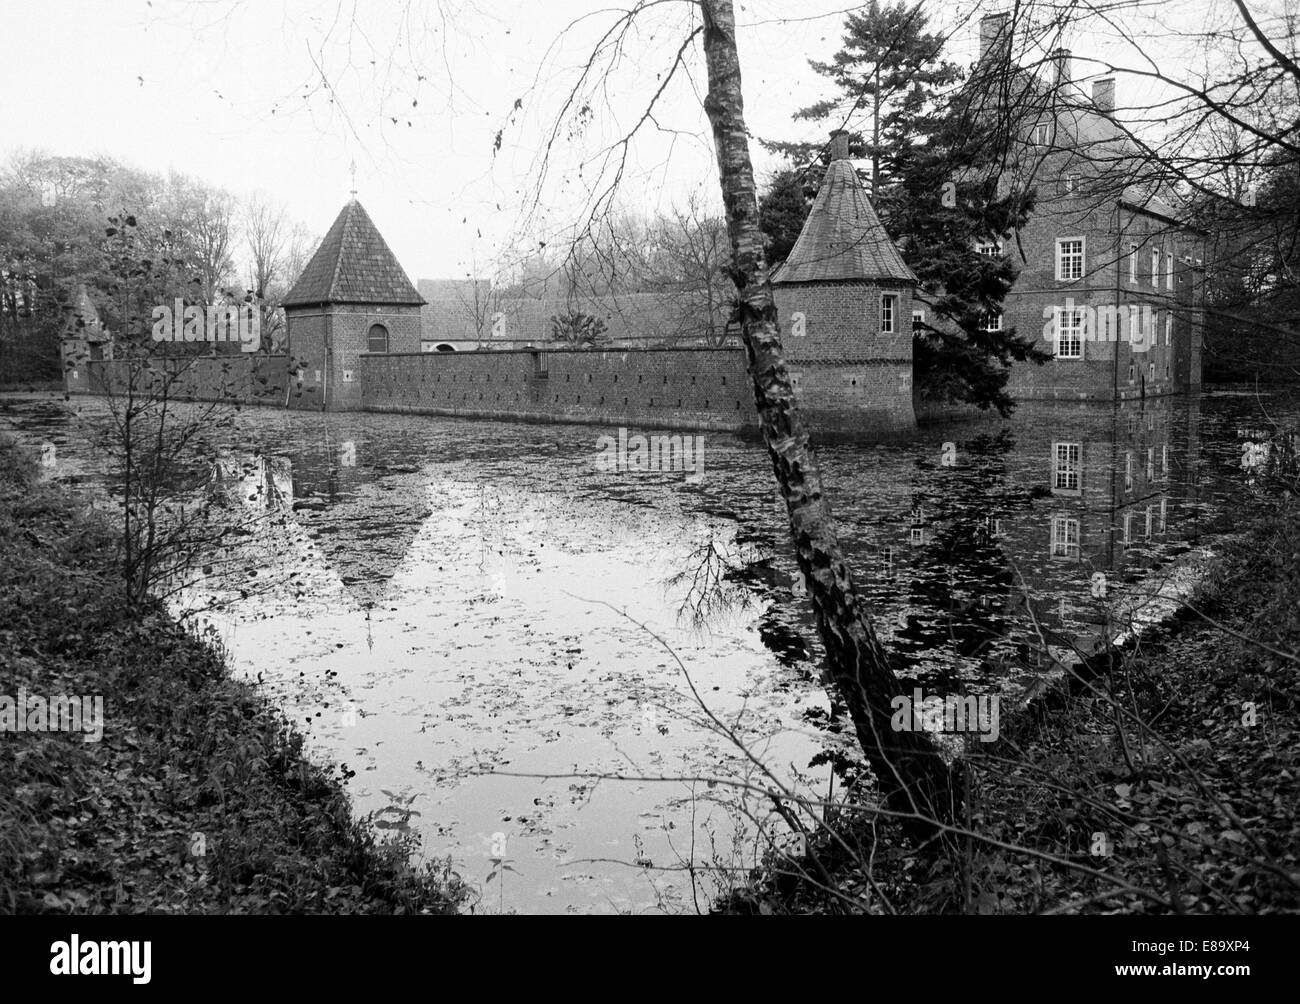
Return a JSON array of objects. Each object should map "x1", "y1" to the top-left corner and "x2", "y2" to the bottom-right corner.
[{"x1": 0, "y1": 0, "x2": 1241, "y2": 282}]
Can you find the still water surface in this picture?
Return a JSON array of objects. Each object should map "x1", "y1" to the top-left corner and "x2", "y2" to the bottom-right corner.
[{"x1": 2, "y1": 389, "x2": 1292, "y2": 913}]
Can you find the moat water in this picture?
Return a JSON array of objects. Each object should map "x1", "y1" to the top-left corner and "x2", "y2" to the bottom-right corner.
[{"x1": 2, "y1": 388, "x2": 1294, "y2": 913}]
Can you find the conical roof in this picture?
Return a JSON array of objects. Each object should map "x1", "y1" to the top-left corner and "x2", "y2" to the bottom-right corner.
[
  {"x1": 283, "y1": 199, "x2": 425, "y2": 307},
  {"x1": 773, "y1": 154, "x2": 917, "y2": 285}
]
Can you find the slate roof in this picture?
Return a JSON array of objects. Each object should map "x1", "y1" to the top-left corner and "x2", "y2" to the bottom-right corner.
[
  {"x1": 773, "y1": 158, "x2": 917, "y2": 285},
  {"x1": 283, "y1": 200, "x2": 425, "y2": 307}
]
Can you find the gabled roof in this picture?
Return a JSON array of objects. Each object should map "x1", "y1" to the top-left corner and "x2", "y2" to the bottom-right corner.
[
  {"x1": 773, "y1": 158, "x2": 917, "y2": 285},
  {"x1": 283, "y1": 200, "x2": 425, "y2": 308}
]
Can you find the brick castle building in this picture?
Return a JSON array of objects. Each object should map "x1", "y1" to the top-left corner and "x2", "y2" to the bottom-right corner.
[
  {"x1": 273, "y1": 9, "x2": 1205, "y2": 427},
  {"x1": 282, "y1": 198, "x2": 425, "y2": 411},
  {"x1": 972, "y1": 11, "x2": 1206, "y2": 403}
]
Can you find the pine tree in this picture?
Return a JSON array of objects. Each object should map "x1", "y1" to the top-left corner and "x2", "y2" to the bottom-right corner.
[
  {"x1": 890, "y1": 111, "x2": 1051, "y2": 416},
  {"x1": 765, "y1": 1, "x2": 959, "y2": 192},
  {"x1": 756, "y1": 168, "x2": 816, "y2": 265}
]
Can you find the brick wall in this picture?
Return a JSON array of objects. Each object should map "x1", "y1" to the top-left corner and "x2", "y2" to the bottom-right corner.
[
  {"x1": 360, "y1": 348, "x2": 755, "y2": 432},
  {"x1": 999, "y1": 190, "x2": 1205, "y2": 402},
  {"x1": 67, "y1": 344, "x2": 923, "y2": 440},
  {"x1": 67, "y1": 354, "x2": 293, "y2": 406},
  {"x1": 773, "y1": 281, "x2": 916, "y2": 432},
  {"x1": 285, "y1": 304, "x2": 422, "y2": 410}
]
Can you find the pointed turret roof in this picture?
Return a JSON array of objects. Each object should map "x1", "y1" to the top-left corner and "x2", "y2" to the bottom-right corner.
[
  {"x1": 283, "y1": 199, "x2": 425, "y2": 307},
  {"x1": 773, "y1": 134, "x2": 917, "y2": 286},
  {"x1": 66, "y1": 284, "x2": 110, "y2": 342}
]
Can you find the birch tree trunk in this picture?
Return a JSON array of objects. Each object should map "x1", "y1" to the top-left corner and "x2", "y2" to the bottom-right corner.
[{"x1": 698, "y1": 0, "x2": 957, "y2": 830}]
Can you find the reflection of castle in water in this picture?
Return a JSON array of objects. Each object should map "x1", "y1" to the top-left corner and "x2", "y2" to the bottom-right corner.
[
  {"x1": 851, "y1": 396, "x2": 1205, "y2": 685},
  {"x1": 184, "y1": 397, "x2": 1259, "y2": 699}
]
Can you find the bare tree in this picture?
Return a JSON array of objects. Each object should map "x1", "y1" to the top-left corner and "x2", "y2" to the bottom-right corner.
[{"x1": 244, "y1": 193, "x2": 288, "y2": 350}]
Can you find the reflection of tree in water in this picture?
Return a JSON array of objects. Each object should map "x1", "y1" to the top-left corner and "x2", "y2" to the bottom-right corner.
[
  {"x1": 666, "y1": 528, "x2": 760, "y2": 632},
  {"x1": 873, "y1": 431, "x2": 1045, "y2": 690},
  {"x1": 206, "y1": 450, "x2": 294, "y2": 510}
]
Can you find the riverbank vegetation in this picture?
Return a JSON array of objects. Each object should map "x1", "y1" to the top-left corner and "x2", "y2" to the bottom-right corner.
[
  {"x1": 718, "y1": 472, "x2": 1300, "y2": 914},
  {"x1": 0, "y1": 435, "x2": 466, "y2": 914}
]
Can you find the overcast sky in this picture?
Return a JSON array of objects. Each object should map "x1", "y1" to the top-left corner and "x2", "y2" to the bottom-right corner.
[{"x1": 1, "y1": 0, "x2": 1218, "y2": 283}]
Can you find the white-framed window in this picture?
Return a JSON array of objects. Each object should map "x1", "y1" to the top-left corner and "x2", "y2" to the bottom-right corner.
[
  {"x1": 912, "y1": 308, "x2": 926, "y2": 331},
  {"x1": 1161, "y1": 444, "x2": 1169, "y2": 480},
  {"x1": 1128, "y1": 361, "x2": 1135, "y2": 382},
  {"x1": 975, "y1": 240, "x2": 1001, "y2": 257},
  {"x1": 1054, "y1": 306, "x2": 1083, "y2": 357},
  {"x1": 1146, "y1": 447, "x2": 1155, "y2": 481},
  {"x1": 979, "y1": 311, "x2": 1003, "y2": 332},
  {"x1": 1145, "y1": 506, "x2": 1154, "y2": 539},
  {"x1": 1123, "y1": 511, "x2": 1134, "y2": 545},
  {"x1": 1056, "y1": 237, "x2": 1085, "y2": 281},
  {"x1": 1166, "y1": 252, "x2": 1175, "y2": 290},
  {"x1": 1050, "y1": 515, "x2": 1080, "y2": 559},
  {"x1": 1165, "y1": 313, "x2": 1172, "y2": 345},
  {"x1": 1149, "y1": 361, "x2": 1156, "y2": 381},
  {"x1": 1151, "y1": 248, "x2": 1160, "y2": 288},
  {"x1": 1159, "y1": 497, "x2": 1167, "y2": 532},
  {"x1": 1125, "y1": 451, "x2": 1134, "y2": 491},
  {"x1": 1033, "y1": 122, "x2": 1051, "y2": 145},
  {"x1": 1128, "y1": 243, "x2": 1138, "y2": 284},
  {"x1": 1053, "y1": 441, "x2": 1082, "y2": 493},
  {"x1": 881, "y1": 294, "x2": 897, "y2": 333}
]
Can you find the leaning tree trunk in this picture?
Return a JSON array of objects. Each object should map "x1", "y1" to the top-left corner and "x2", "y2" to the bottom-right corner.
[{"x1": 698, "y1": 0, "x2": 958, "y2": 832}]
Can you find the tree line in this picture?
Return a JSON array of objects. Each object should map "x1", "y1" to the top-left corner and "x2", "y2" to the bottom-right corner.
[{"x1": 0, "y1": 152, "x2": 316, "y2": 383}]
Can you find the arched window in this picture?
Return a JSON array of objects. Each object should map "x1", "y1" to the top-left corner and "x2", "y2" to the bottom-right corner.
[
  {"x1": 367, "y1": 323, "x2": 389, "y2": 353},
  {"x1": 435, "y1": 343, "x2": 456, "y2": 352}
]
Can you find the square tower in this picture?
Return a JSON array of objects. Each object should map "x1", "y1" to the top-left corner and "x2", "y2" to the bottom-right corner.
[{"x1": 282, "y1": 199, "x2": 425, "y2": 410}]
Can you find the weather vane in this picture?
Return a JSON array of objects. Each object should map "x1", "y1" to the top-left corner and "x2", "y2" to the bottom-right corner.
[{"x1": 349, "y1": 159, "x2": 357, "y2": 199}]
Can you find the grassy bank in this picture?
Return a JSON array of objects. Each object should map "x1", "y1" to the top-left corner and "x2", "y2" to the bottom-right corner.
[
  {"x1": 722, "y1": 493, "x2": 1300, "y2": 915},
  {"x1": 0, "y1": 436, "x2": 466, "y2": 914}
]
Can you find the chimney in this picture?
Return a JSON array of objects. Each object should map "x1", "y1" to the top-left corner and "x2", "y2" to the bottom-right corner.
[
  {"x1": 979, "y1": 12, "x2": 1010, "y2": 63},
  {"x1": 829, "y1": 129, "x2": 850, "y2": 162},
  {"x1": 1092, "y1": 77, "x2": 1115, "y2": 112},
  {"x1": 1052, "y1": 48, "x2": 1071, "y2": 87}
]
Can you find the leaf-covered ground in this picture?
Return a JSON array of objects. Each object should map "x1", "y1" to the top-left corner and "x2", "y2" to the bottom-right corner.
[
  {"x1": 0, "y1": 436, "x2": 467, "y2": 914},
  {"x1": 722, "y1": 494, "x2": 1300, "y2": 915}
]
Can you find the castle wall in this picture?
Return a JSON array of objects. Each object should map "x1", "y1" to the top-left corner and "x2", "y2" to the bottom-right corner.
[
  {"x1": 66, "y1": 354, "x2": 293, "y2": 406},
  {"x1": 359, "y1": 347, "x2": 755, "y2": 433}
]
